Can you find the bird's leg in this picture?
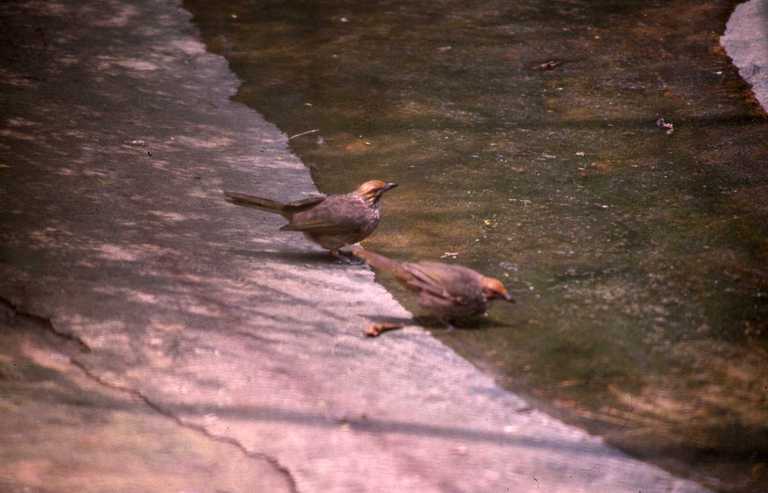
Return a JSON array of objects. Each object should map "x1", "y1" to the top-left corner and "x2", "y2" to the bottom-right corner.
[
  {"x1": 330, "y1": 249, "x2": 354, "y2": 264},
  {"x1": 330, "y1": 249, "x2": 364, "y2": 265},
  {"x1": 439, "y1": 318, "x2": 456, "y2": 332}
]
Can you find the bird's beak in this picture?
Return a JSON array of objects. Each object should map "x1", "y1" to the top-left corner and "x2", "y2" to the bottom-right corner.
[
  {"x1": 500, "y1": 289, "x2": 515, "y2": 303},
  {"x1": 383, "y1": 182, "x2": 398, "y2": 191}
]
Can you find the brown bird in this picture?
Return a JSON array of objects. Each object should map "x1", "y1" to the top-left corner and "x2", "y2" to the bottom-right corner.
[
  {"x1": 352, "y1": 246, "x2": 514, "y2": 332},
  {"x1": 225, "y1": 180, "x2": 397, "y2": 262}
]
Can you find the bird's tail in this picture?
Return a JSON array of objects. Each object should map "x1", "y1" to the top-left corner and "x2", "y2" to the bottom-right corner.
[
  {"x1": 224, "y1": 191, "x2": 287, "y2": 215},
  {"x1": 351, "y1": 246, "x2": 412, "y2": 282}
]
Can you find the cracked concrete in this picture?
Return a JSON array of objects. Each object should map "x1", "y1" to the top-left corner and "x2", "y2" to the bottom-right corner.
[
  {"x1": 1, "y1": 297, "x2": 92, "y2": 354},
  {"x1": 0, "y1": 0, "x2": 714, "y2": 491},
  {"x1": 67, "y1": 355, "x2": 300, "y2": 493},
  {"x1": 2, "y1": 295, "x2": 298, "y2": 491},
  {"x1": 0, "y1": 301, "x2": 295, "y2": 493}
]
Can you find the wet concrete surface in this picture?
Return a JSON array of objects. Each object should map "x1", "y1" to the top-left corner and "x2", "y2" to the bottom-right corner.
[{"x1": 0, "y1": 0, "x2": 746, "y2": 491}]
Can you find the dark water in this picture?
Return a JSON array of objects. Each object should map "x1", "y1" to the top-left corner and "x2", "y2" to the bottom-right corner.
[{"x1": 184, "y1": 1, "x2": 768, "y2": 491}]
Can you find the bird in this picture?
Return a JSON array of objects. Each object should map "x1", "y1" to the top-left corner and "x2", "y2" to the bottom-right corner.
[
  {"x1": 225, "y1": 180, "x2": 398, "y2": 262},
  {"x1": 352, "y1": 246, "x2": 514, "y2": 333}
]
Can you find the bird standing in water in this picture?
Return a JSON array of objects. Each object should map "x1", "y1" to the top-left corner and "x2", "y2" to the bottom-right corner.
[
  {"x1": 225, "y1": 180, "x2": 397, "y2": 262},
  {"x1": 352, "y1": 246, "x2": 514, "y2": 335}
]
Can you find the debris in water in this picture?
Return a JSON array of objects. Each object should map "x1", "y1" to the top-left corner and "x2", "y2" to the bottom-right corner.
[
  {"x1": 288, "y1": 128, "x2": 319, "y2": 141},
  {"x1": 655, "y1": 115, "x2": 675, "y2": 135},
  {"x1": 532, "y1": 60, "x2": 562, "y2": 71},
  {"x1": 441, "y1": 251, "x2": 459, "y2": 259}
]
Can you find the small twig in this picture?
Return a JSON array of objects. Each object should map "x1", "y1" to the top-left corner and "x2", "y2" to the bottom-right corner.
[{"x1": 288, "y1": 129, "x2": 319, "y2": 141}]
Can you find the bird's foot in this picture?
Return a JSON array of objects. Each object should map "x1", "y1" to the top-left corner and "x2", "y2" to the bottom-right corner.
[
  {"x1": 331, "y1": 250, "x2": 364, "y2": 265},
  {"x1": 364, "y1": 322, "x2": 405, "y2": 337}
]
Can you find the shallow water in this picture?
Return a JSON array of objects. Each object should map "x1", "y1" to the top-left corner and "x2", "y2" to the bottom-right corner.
[{"x1": 185, "y1": 1, "x2": 768, "y2": 490}]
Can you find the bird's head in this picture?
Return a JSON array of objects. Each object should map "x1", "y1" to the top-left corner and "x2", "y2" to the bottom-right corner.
[
  {"x1": 355, "y1": 180, "x2": 398, "y2": 205},
  {"x1": 480, "y1": 276, "x2": 515, "y2": 303}
]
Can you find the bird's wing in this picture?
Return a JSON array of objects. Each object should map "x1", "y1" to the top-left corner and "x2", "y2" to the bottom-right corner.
[
  {"x1": 280, "y1": 198, "x2": 367, "y2": 234},
  {"x1": 418, "y1": 290, "x2": 463, "y2": 312},
  {"x1": 401, "y1": 262, "x2": 471, "y2": 304},
  {"x1": 282, "y1": 195, "x2": 327, "y2": 212}
]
